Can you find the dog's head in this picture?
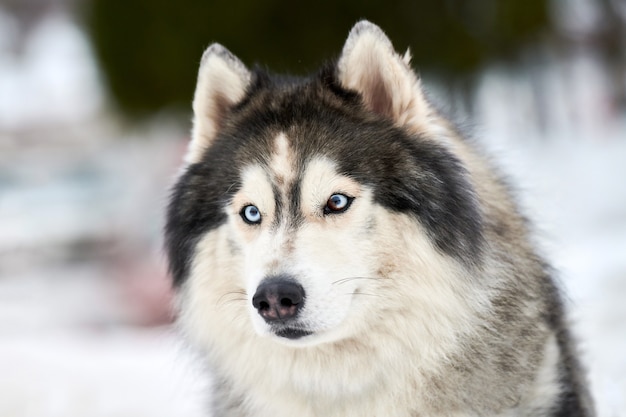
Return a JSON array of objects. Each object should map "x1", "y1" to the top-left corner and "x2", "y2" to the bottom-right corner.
[{"x1": 166, "y1": 21, "x2": 484, "y2": 347}]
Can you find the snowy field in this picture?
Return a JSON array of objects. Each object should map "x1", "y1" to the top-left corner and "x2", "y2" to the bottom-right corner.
[{"x1": 1, "y1": 10, "x2": 625, "y2": 417}]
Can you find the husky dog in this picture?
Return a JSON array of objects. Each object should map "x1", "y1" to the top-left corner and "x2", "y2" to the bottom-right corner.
[{"x1": 165, "y1": 21, "x2": 593, "y2": 417}]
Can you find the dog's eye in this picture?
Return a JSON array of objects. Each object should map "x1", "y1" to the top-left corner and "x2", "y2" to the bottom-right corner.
[
  {"x1": 324, "y1": 193, "x2": 354, "y2": 215},
  {"x1": 241, "y1": 205, "x2": 262, "y2": 224}
]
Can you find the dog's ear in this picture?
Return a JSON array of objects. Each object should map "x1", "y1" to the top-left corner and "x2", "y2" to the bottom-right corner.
[
  {"x1": 337, "y1": 21, "x2": 436, "y2": 134},
  {"x1": 187, "y1": 44, "x2": 251, "y2": 164}
]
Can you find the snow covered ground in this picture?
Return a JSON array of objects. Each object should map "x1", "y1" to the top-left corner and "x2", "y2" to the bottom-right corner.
[{"x1": 0, "y1": 9, "x2": 624, "y2": 417}]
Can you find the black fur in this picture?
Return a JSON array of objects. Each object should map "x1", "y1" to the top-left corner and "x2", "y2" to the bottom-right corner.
[{"x1": 545, "y1": 277, "x2": 594, "y2": 416}]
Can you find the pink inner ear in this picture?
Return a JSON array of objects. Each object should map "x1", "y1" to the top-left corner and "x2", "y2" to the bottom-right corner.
[
  {"x1": 209, "y1": 92, "x2": 233, "y2": 133},
  {"x1": 366, "y1": 74, "x2": 393, "y2": 120}
]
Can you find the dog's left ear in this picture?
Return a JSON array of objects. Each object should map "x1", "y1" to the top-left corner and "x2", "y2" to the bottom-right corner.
[
  {"x1": 337, "y1": 21, "x2": 436, "y2": 134},
  {"x1": 187, "y1": 44, "x2": 251, "y2": 164}
]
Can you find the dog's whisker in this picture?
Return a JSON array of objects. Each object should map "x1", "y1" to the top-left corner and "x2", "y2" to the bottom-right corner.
[
  {"x1": 224, "y1": 298, "x2": 248, "y2": 303},
  {"x1": 217, "y1": 298, "x2": 248, "y2": 308},
  {"x1": 217, "y1": 291, "x2": 248, "y2": 306},
  {"x1": 341, "y1": 292, "x2": 382, "y2": 298},
  {"x1": 354, "y1": 292, "x2": 381, "y2": 297},
  {"x1": 332, "y1": 276, "x2": 381, "y2": 286}
]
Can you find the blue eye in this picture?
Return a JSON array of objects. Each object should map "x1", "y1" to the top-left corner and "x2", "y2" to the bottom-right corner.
[
  {"x1": 324, "y1": 193, "x2": 354, "y2": 215},
  {"x1": 241, "y1": 205, "x2": 262, "y2": 224}
]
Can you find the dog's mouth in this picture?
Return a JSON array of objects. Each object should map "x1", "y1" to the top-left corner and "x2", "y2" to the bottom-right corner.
[{"x1": 272, "y1": 326, "x2": 313, "y2": 340}]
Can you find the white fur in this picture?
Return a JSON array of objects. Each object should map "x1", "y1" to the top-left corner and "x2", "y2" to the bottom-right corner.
[{"x1": 270, "y1": 133, "x2": 297, "y2": 186}]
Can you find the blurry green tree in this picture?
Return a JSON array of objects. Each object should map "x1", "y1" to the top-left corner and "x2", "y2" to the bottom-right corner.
[{"x1": 82, "y1": 0, "x2": 550, "y2": 118}]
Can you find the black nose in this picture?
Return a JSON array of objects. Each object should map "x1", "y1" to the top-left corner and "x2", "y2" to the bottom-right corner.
[{"x1": 252, "y1": 277, "x2": 305, "y2": 322}]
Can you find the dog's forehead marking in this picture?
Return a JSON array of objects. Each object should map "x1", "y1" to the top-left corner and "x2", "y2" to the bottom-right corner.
[
  {"x1": 267, "y1": 132, "x2": 300, "y2": 232},
  {"x1": 270, "y1": 132, "x2": 296, "y2": 187}
]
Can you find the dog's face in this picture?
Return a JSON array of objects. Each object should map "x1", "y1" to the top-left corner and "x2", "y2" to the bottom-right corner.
[
  {"x1": 166, "y1": 22, "x2": 484, "y2": 348},
  {"x1": 231, "y1": 151, "x2": 381, "y2": 344}
]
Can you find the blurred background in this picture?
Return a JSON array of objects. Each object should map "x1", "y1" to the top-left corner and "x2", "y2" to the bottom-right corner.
[{"x1": 0, "y1": 0, "x2": 624, "y2": 416}]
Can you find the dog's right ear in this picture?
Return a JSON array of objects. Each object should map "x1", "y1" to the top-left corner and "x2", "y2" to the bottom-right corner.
[
  {"x1": 337, "y1": 21, "x2": 436, "y2": 136},
  {"x1": 187, "y1": 44, "x2": 251, "y2": 164}
]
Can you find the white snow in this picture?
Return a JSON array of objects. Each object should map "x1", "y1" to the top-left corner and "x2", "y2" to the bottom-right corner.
[
  {"x1": 0, "y1": 329, "x2": 209, "y2": 417},
  {"x1": 0, "y1": 11, "x2": 102, "y2": 129}
]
